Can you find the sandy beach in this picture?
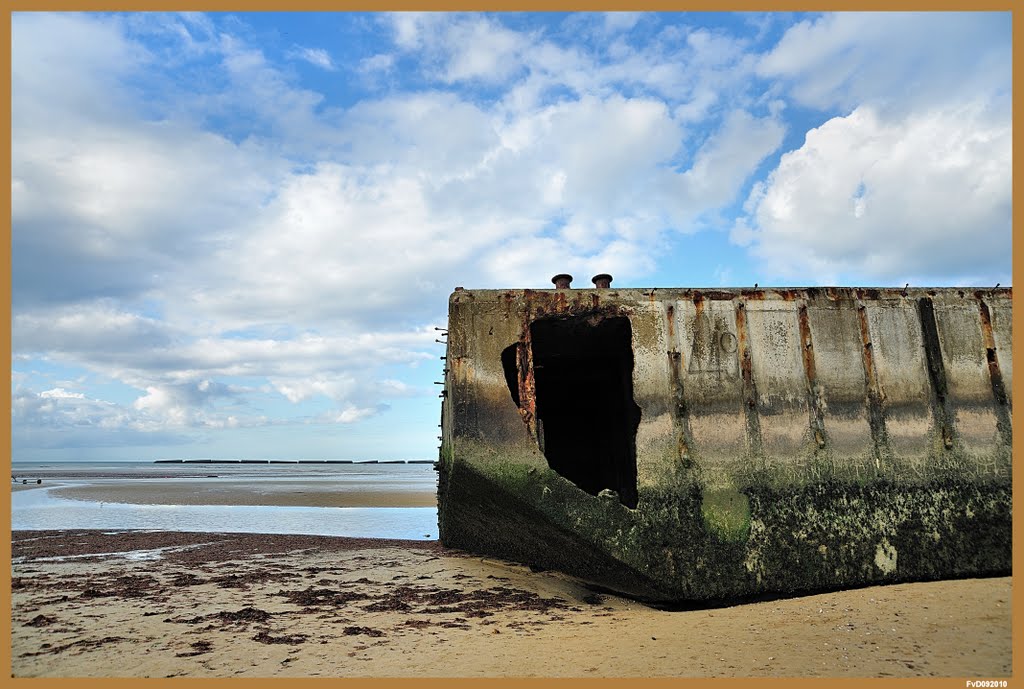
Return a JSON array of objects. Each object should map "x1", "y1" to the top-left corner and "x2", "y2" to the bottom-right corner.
[{"x1": 10, "y1": 529, "x2": 1011, "y2": 678}]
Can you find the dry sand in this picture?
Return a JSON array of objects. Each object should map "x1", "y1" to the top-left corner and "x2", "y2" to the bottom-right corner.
[{"x1": 10, "y1": 529, "x2": 1011, "y2": 678}]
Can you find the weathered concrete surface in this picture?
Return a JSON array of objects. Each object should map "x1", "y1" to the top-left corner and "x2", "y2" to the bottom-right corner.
[{"x1": 436, "y1": 287, "x2": 1012, "y2": 602}]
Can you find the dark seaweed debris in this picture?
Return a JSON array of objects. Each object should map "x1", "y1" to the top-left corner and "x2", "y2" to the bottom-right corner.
[{"x1": 252, "y1": 631, "x2": 308, "y2": 645}]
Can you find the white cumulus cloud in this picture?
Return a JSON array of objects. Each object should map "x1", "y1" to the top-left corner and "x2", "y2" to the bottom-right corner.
[
  {"x1": 758, "y1": 12, "x2": 1010, "y2": 115},
  {"x1": 732, "y1": 103, "x2": 1011, "y2": 284},
  {"x1": 292, "y1": 46, "x2": 336, "y2": 70}
]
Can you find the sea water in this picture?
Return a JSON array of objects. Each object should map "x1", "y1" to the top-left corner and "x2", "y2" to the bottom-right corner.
[{"x1": 11, "y1": 460, "x2": 439, "y2": 540}]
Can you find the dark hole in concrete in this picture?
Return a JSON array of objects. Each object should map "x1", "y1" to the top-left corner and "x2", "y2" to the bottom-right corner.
[
  {"x1": 501, "y1": 344, "x2": 520, "y2": 408},
  {"x1": 527, "y1": 315, "x2": 640, "y2": 509}
]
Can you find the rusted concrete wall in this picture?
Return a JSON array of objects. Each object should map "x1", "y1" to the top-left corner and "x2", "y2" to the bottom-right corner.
[{"x1": 437, "y1": 287, "x2": 1012, "y2": 602}]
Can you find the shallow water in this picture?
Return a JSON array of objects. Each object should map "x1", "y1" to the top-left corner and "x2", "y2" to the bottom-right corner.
[
  {"x1": 11, "y1": 462, "x2": 440, "y2": 540},
  {"x1": 11, "y1": 459, "x2": 436, "y2": 481},
  {"x1": 12, "y1": 485, "x2": 438, "y2": 539}
]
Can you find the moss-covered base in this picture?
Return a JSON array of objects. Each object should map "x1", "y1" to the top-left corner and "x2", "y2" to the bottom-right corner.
[
  {"x1": 740, "y1": 479, "x2": 1011, "y2": 595},
  {"x1": 438, "y1": 453, "x2": 1011, "y2": 603},
  {"x1": 438, "y1": 458, "x2": 675, "y2": 600}
]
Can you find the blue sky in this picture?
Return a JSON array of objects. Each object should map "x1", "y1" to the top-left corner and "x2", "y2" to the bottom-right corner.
[{"x1": 10, "y1": 12, "x2": 1012, "y2": 461}]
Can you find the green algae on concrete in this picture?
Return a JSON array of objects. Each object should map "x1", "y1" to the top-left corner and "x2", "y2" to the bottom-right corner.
[{"x1": 700, "y1": 488, "x2": 751, "y2": 543}]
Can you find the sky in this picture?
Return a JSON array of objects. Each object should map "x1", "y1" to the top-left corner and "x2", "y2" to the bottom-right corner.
[{"x1": 10, "y1": 11, "x2": 1013, "y2": 462}]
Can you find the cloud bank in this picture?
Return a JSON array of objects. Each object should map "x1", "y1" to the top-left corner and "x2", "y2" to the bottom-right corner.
[{"x1": 11, "y1": 12, "x2": 1010, "y2": 455}]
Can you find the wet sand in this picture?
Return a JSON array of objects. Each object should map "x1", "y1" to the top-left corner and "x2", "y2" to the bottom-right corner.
[
  {"x1": 50, "y1": 481, "x2": 436, "y2": 508},
  {"x1": 11, "y1": 530, "x2": 1012, "y2": 678}
]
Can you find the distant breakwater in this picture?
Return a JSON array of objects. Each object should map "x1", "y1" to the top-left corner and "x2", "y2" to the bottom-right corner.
[{"x1": 153, "y1": 459, "x2": 434, "y2": 465}]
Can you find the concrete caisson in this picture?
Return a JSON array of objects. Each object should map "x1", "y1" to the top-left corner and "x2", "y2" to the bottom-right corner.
[{"x1": 436, "y1": 286, "x2": 1012, "y2": 602}]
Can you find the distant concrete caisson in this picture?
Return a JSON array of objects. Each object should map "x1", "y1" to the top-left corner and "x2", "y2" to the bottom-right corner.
[{"x1": 436, "y1": 279, "x2": 1012, "y2": 602}]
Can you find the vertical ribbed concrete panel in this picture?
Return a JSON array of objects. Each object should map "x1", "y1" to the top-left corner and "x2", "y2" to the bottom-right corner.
[
  {"x1": 629, "y1": 301, "x2": 676, "y2": 491},
  {"x1": 672, "y1": 298, "x2": 745, "y2": 474},
  {"x1": 932, "y1": 300, "x2": 1000, "y2": 466},
  {"x1": 805, "y1": 299, "x2": 876, "y2": 467},
  {"x1": 986, "y1": 299, "x2": 1012, "y2": 405},
  {"x1": 744, "y1": 301, "x2": 811, "y2": 470},
  {"x1": 863, "y1": 301, "x2": 934, "y2": 468}
]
